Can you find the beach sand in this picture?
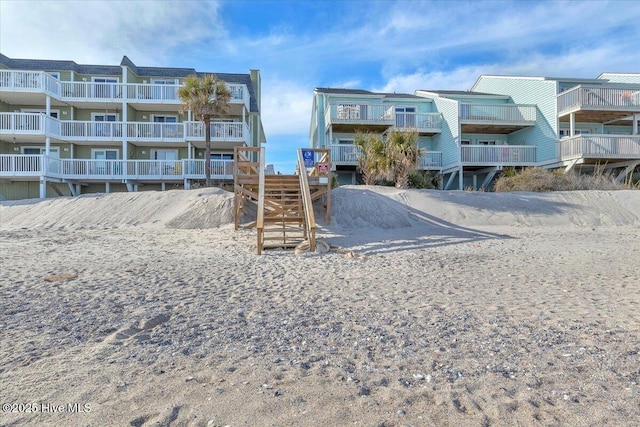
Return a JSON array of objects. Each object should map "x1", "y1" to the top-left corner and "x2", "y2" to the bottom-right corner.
[{"x1": 1, "y1": 187, "x2": 639, "y2": 426}]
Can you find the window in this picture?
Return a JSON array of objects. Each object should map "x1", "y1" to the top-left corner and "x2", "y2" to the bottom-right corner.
[
  {"x1": 153, "y1": 149, "x2": 178, "y2": 161},
  {"x1": 210, "y1": 153, "x2": 234, "y2": 160},
  {"x1": 151, "y1": 79, "x2": 177, "y2": 100},
  {"x1": 47, "y1": 72, "x2": 60, "y2": 80},
  {"x1": 460, "y1": 140, "x2": 471, "y2": 145},
  {"x1": 396, "y1": 107, "x2": 416, "y2": 127},
  {"x1": 478, "y1": 140, "x2": 497, "y2": 145}
]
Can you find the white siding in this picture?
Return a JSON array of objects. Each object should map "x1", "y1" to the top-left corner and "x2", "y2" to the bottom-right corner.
[{"x1": 598, "y1": 73, "x2": 640, "y2": 84}]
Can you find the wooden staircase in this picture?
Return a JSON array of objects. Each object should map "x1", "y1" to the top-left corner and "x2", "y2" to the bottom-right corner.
[
  {"x1": 234, "y1": 147, "x2": 331, "y2": 255},
  {"x1": 259, "y1": 174, "x2": 308, "y2": 251}
]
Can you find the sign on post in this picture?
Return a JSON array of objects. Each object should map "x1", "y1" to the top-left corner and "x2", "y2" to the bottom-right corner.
[
  {"x1": 317, "y1": 162, "x2": 329, "y2": 174},
  {"x1": 302, "y1": 149, "x2": 315, "y2": 168}
]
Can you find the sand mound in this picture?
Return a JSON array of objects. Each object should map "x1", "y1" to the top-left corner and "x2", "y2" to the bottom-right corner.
[
  {"x1": 331, "y1": 186, "x2": 640, "y2": 229},
  {"x1": 0, "y1": 188, "x2": 235, "y2": 230}
]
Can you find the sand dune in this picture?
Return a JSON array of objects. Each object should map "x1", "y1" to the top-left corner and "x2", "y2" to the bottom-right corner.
[{"x1": 1, "y1": 188, "x2": 639, "y2": 426}]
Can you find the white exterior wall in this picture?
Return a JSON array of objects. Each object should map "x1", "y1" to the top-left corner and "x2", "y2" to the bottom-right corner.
[{"x1": 473, "y1": 77, "x2": 559, "y2": 163}]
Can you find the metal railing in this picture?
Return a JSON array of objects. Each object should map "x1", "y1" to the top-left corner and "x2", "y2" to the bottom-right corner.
[
  {"x1": 460, "y1": 145, "x2": 537, "y2": 164},
  {"x1": 558, "y1": 135, "x2": 640, "y2": 160},
  {"x1": 459, "y1": 103, "x2": 537, "y2": 122}
]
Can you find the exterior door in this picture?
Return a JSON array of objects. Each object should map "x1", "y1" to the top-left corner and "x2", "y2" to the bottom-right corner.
[
  {"x1": 92, "y1": 149, "x2": 118, "y2": 175},
  {"x1": 93, "y1": 77, "x2": 119, "y2": 98}
]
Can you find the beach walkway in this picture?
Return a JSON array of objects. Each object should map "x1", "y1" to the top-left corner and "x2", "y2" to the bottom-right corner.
[{"x1": 233, "y1": 147, "x2": 331, "y2": 254}]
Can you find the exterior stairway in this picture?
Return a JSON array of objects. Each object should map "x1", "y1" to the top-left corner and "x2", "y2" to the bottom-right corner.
[{"x1": 259, "y1": 174, "x2": 307, "y2": 251}]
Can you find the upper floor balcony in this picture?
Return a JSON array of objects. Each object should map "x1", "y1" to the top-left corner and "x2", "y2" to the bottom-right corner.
[
  {"x1": 0, "y1": 70, "x2": 250, "y2": 113},
  {"x1": 393, "y1": 112, "x2": 442, "y2": 135},
  {"x1": 558, "y1": 135, "x2": 640, "y2": 161},
  {"x1": 325, "y1": 103, "x2": 395, "y2": 132},
  {"x1": 459, "y1": 103, "x2": 537, "y2": 134},
  {"x1": 0, "y1": 112, "x2": 250, "y2": 146},
  {"x1": 557, "y1": 86, "x2": 640, "y2": 123}
]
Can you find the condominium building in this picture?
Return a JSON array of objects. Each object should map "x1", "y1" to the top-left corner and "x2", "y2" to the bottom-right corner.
[
  {"x1": 310, "y1": 88, "x2": 443, "y2": 185},
  {"x1": 0, "y1": 54, "x2": 265, "y2": 200},
  {"x1": 309, "y1": 74, "x2": 640, "y2": 189}
]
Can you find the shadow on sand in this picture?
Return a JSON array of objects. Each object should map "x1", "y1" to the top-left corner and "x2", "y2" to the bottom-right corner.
[{"x1": 318, "y1": 188, "x2": 577, "y2": 255}]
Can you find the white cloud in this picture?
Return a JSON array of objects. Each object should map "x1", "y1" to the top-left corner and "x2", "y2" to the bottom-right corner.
[
  {"x1": 0, "y1": 0, "x2": 225, "y2": 66},
  {"x1": 260, "y1": 78, "x2": 313, "y2": 138}
]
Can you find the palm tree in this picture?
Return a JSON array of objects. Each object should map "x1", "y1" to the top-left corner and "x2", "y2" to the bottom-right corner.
[
  {"x1": 354, "y1": 132, "x2": 389, "y2": 185},
  {"x1": 385, "y1": 130, "x2": 420, "y2": 188},
  {"x1": 178, "y1": 74, "x2": 232, "y2": 186}
]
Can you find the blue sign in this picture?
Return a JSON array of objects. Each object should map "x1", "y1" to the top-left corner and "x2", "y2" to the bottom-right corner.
[{"x1": 302, "y1": 149, "x2": 315, "y2": 167}]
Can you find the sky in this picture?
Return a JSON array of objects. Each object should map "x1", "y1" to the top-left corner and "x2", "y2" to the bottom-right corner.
[{"x1": 1, "y1": 0, "x2": 639, "y2": 173}]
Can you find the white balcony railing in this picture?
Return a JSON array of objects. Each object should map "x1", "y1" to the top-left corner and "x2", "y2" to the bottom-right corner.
[
  {"x1": 126, "y1": 122, "x2": 184, "y2": 141},
  {"x1": 125, "y1": 84, "x2": 181, "y2": 102},
  {"x1": 60, "y1": 82, "x2": 124, "y2": 100},
  {"x1": 325, "y1": 103, "x2": 395, "y2": 127},
  {"x1": 1, "y1": 114, "x2": 248, "y2": 144},
  {"x1": 1, "y1": 70, "x2": 250, "y2": 108},
  {"x1": 461, "y1": 145, "x2": 537, "y2": 164},
  {"x1": 0, "y1": 154, "x2": 43, "y2": 177},
  {"x1": 559, "y1": 135, "x2": 640, "y2": 160},
  {"x1": 459, "y1": 103, "x2": 537, "y2": 122},
  {"x1": 558, "y1": 86, "x2": 640, "y2": 115},
  {"x1": 183, "y1": 159, "x2": 235, "y2": 178},
  {"x1": 41, "y1": 157, "x2": 235, "y2": 181},
  {"x1": 418, "y1": 151, "x2": 443, "y2": 168},
  {"x1": 0, "y1": 112, "x2": 46, "y2": 135},
  {"x1": 395, "y1": 113, "x2": 442, "y2": 132},
  {"x1": 60, "y1": 121, "x2": 124, "y2": 140},
  {"x1": 0, "y1": 70, "x2": 60, "y2": 96},
  {"x1": 330, "y1": 144, "x2": 443, "y2": 169},
  {"x1": 330, "y1": 144, "x2": 362, "y2": 165},
  {"x1": 185, "y1": 121, "x2": 250, "y2": 144}
]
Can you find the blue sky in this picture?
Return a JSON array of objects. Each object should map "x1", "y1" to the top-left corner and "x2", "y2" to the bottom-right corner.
[{"x1": 1, "y1": 0, "x2": 639, "y2": 172}]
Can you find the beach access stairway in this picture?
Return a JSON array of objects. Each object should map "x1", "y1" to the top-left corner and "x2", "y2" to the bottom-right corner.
[{"x1": 234, "y1": 147, "x2": 331, "y2": 254}]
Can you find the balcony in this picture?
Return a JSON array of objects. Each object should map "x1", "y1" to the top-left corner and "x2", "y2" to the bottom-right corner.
[
  {"x1": 330, "y1": 144, "x2": 442, "y2": 170},
  {"x1": 558, "y1": 135, "x2": 640, "y2": 161},
  {"x1": 394, "y1": 113, "x2": 442, "y2": 135},
  {"x1": 0, "y1": 112, "x2": 60, "y2": 143},
  {"x1": 0, "y1": 70, "x2": 60, "y2": 105},
  {"x1": 0, "y1": 70, "x2": 251, "y2": 113},
  {"x1": 459, "y1": 103, "x2": 537, "y2": 134},
  {"x1": 59, "y1": 81, "x2": 124, "y2": 108},
  {"x1": 42, "y1": 157, "x2": 234, "y2": 181},
  {"x1": 60, "y1": 121, "x2": 124, "y2": 142},
  {"x1": 325, "y1": 103, "x2": 395, "y2": 132},
  {"x1": 0, "y1": 154, "x2": 43, "y2": 179},
  {"x1": 126, "y1": 122, "x2": 184, "y2": 143},
  {"x1": 185, "y1": 121, "x2": 250, "y2": 147},
  {"x1": 557, "y1": 86, "x2": 640, "y2": 123},
  {"x1": 417, "y1": 151, "x2": 443, "y2": 169},
  {"x1": 460, "y1": 145, "x2": 537, "y2": 166}
]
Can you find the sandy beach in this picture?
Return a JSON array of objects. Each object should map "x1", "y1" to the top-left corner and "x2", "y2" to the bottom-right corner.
[{"x1": 1, "y1": 187, "x2": 639, "y2": 426}]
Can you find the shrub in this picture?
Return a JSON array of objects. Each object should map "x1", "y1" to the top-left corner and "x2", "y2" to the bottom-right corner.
[{"x1": 494, "y1": 167, "x2": 629, "y2": 192}]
